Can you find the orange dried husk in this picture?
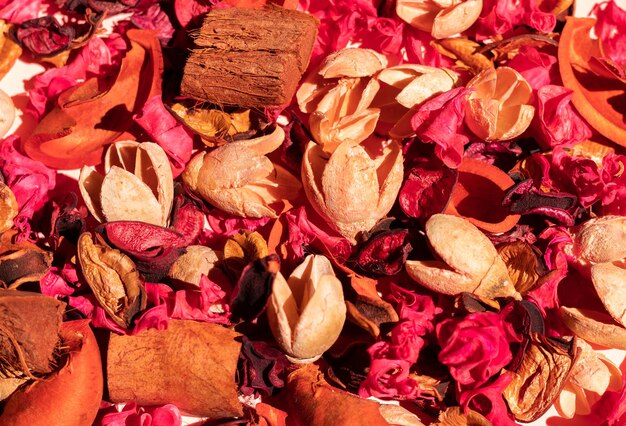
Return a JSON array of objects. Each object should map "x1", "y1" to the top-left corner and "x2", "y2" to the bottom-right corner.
[
  {"x1": 301, "y1": 137, "x2": 403, "y2": 243},
  {"x1": 396, "y1": 0, "x2": 483, "y2": 39},
  {"x1": 559, "y1": 17, "x2": 626, "y2": 148},
  {"x1": 464, "y1": 66, "x2": 534, "y2": 141},
  {"x1": 0, "y1": 182, "x2": 17, "y2": 234}
]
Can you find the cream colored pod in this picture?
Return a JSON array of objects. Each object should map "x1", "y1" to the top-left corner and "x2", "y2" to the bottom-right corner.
[
  {"x1": 79, "y1": 141, "x2": 174, "y2": 226},
  {"x1": 396, "y1": 0, "x2": 483, "y2": 39},
  {"x1": 0, "y1": 89, "x2": 15, "y2": 138},
  {"x1": 266, "y1": 254, "x2": 346, "y2": 363}
]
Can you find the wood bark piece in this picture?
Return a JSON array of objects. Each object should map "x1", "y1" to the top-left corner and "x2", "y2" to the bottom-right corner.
[
  {"x1": 181, "y1": 6, "x2": 318, "y2": 107},
  {"x1": 0, "y1": 290, "x2": 65, "y2": 377},
  {"x1": 107, "y1": 320, "x2": 243, "y2": 418}
]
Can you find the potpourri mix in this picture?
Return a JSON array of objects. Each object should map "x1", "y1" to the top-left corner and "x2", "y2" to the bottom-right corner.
[{"x1": 0, "y1": 0, "x2": 624, "y2": 424}]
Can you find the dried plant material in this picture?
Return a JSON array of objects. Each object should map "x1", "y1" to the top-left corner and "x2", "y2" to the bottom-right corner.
[
  {"x1": 168, "y1": 245, "x2": 220, "y2": 286},
  {"x1": 0, "y1": 320, "x2": 103, "y2": 426},
  {"x1": 24, "y1": 30, "x2": 163, "y2": 169},
  {"x1": 183, "y1": 126, "x2": 301, "y2": 218},
  {"x1": 433, "y1": 38, "x2": 493, "y2": 74},
  {"x1": 433, "y1": 406, "x2": 491, "y2": 425},
  {"x1": 464, "y1": 67, "x2": 534, "y2": 141},
  {"x1": 286, "y1": 364, "x2": 391, "y2": 426},
  {"x1": 0, "y1": 89, "x2": 14, "y2": 139},
  {"x1": 0, "y1": 377, "x2": 25, "y2": 402},
  {"x1": 497, "y1": 241, "x2": 546, "y2": 295},
  {"x1": 319, "y1": 48, "x2": 387, "y2": 79},
  {"x1": 77, "y1": 233, "x2": 146, "y2": 329},
  {"x1": 107, "y1": 320, "x2": 243, "y2": 418},
  {"x1": 302, "y1": 138, "x2": 403, "y2": 243},
  {"x1": 79, "y1": 141, "x2": 174, "y2": 226},
  {"x1": 267, "y1": 254, "x2": 346, "y2": 363},
  {"x1": 559, "y1": 18, "x2": 626, "y2": 147},
  {"x1": 0, "y1": 232, "x2": 53, "y2": 288},
  {"x1": 482, "y1": 33, "x2": 559, "y2": 63},
  {"x1": 0, "y1": 182, "x2": 17, "y2": 234},
  {"x1": 396, "y1": 0, "x2": 483, "y2": 39},
  {"x1": 406, "y1": 214, "x2": 520, "y2": 300},
  {"x1": 561, "y1": 307, "x2": 626, "y2": 350},
  {"x1": 571, "y1": 215, "x2": 626, "y2": 265},
  {"x1": 567, "y1": 139, "x2": 615, "y2": 168},
  {"x1": 230, "y1": 254, "x2": 280, "y2": 322},
  {"x1": 556, "y1": 339, "x2": 622, "y2": 418},
  {"x1": 504, "y1": 334, "x2": 577, "y2": 422},
  {"x1": 181, "y1": 7, "x2": 318, "y2": 107},
  {"x1": 590, "y1": 261, "x2": 626, "y2": 327},
  {"x1": 0, "y1": 290, "x2": 64, "y2": 378},
  {"x1": 378, "y1": 404, "x2": 425, "y2": 426},
  {"x1": 0, "y1": 21, "x2": 22, "y2": 81},
  {"x1": 223, "y1": 230, "x2": 269, "y2": 276}
]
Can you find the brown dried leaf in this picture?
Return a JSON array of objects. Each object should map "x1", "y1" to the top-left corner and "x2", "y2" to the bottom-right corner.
[
  {"x1": 77, "y1": 233, "x2": 146, "y2": 328},
  {"x1": 0, "y1": 182, "x2": 17, "y2": 234},
  {"x1": 0, "y1": 21, "x2": 21, "y2": 81},
  {"x1": 561, "y1": 306, "x2": 626, "y2": 350},
  {"x1": 487, "y1": 33, "x2": 559, "y2": 63},
  {"x1": 223, "y1": 230, "x2": 269, "y2": 276},
  {"x1": 167, "y1": 245, "x2": 220, "y2": 286},
  {"x1": 497, "y1": 241, "x2": 546, "y2": 295},
  {"x1": 433, "y1": 38, "x2": 493, "y2": 74},
  {"x1": 0, "y1": 377, "x2": 25, "y2": 402},
  {"x1": 504, "y1": 334, "x2": 577, "y2": 422},
  {"x1": 433, "y1": 406, "x2": 491, "y2": 426}
]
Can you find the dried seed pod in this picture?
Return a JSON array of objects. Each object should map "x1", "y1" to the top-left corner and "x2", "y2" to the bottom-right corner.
[
  {"x1": 396, "y1": 0, "x2": 483, "y2": 39},
  {"x1": 560, "y1": 306, "x2": 626, "y2": 350},
  {"x1": 77, "y1": 233, "x2": 146, "y2": 328},
  {"x1": 406, "y1": 214, "x2": 520, "y2": 300},
  {"x1": 302, "y1": 138, "x2": 403, "y2": 243},
  {"x1": 79, "y1": 141, "x2": 173, "y2": 226},
  {"x1": 590, "y1": 261, "x2": 626, "y2": 327},
  {"x1": 0, "y1": 183, "x2": 16, "y2": 234},
  {"x1": 266, "y1": 254, "x2": 346, "y2": 363},
  {"x1": 182, "y1": 126, "x2": 301, "y2": 218},
  {"x1": 168, "y1": 245, "x2": 220, "y2": 286},
  {"x1": 497, "y1": 241, "x2": 547, "y2": 295},
  {"x1": 223, "y1": 230, "x2": 268, "y2": 276},
  {"x1": 571, "y1": 215, "x2": 626, "y2": 265},
  {"x1": 0, "y1": 232, "x2": 53, "y2": 288},
  {"x1": 464, "y1": 67, "x2": 534, "y2": 141},
  {"x1": 0, "y1": 89, "x2": 15, "y2": 138},
  {"x1": 504, "y1": 334, "x2": 577, "y2": 422},
  {"x1": 318, "y1": 48, "x2": 387, "y2": 79}
]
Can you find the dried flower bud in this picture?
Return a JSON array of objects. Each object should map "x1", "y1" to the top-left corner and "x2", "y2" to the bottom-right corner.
[
  {"x1": 396, "y1": 0, "x2": 483, "y2": 39},
  {"x1": 167, "y1": 245, "x2": 220, "y2": 286},
  {"x1": 571, "y1": 215, "x2": 626, "y2": 265},
  {"x1": 297, "y1": 48, "x2": 385, "y2": 154},
  {"x1": 182, "y1": 126, "x2": 301, "y2": 218},
  {"x1": 464, "y1": 67, "x2": 534, "y2": 141},
  {"x1": 77, "y1": 233, "x2": 146, "y2": 328},
  {"x1": 302, "y1": 138, "x2": 403, "y2": 243},
  {"x1": 0, "y1": 182, "x2": 17, "y2": 234},
  {"x1": 0, "y1": 89, "x2": 14, "y2": 139},
  {"x1": 266, "y1": 254, "x2": 346, "y2": 363},
  {"x1": 79, "y1": 141, "x2": 174, "y2": 226},
  {"x1": 406, "y1": 214, "x2": 520, "y2": 300}
]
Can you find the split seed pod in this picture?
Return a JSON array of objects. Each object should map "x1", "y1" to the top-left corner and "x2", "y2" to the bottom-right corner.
[
  {"x1": 396, "y1": 0, "x2": 483, "y2": 39},
  {"x1": 406, "y1": 214, "x2": 520, "y2": 299},
  {"x1": 79, "y1": 141, "x2": 174, "y2": 226},
  {"x1": 182, "y1": 126, "x2": 301, "y2": 218},
  {"x1": 464, "y1": 67, "x2": 534, "y2": 141},
  {"x1": 0, "y1": 89, "x2": 14, "y2": 139},
  {"x1": 77, "y1": 233, "x2": 146, "y2": 328},
  {"x1": 266, "y1": 254, "x2": 346, "y2": 363},
  {"x1": 0, "y1": 182, "x2": 18, "y2": 234},
  {"x1": 570, "y1": 215, "x2": 626, "y2": 266},
  {"x1": 296, "y1": 48, "x2": 386, "y2": 154},
  {"x1": 302, "y1": 138, "x2": 404, "y2": 243},
  {"x1": 167, "y1": 245, "x2": 220, "y2": 286}
]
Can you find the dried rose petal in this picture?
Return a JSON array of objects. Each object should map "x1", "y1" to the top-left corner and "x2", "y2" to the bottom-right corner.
[
  {"x1": 356, "y1": 229, "x2": 412, "y2": 276},
  {"x1": 230, "y1": 254, "x2": 280, "y2": 322},
  {"x1": 11, "y1": 16, "x2": 74, "y2": 57}
]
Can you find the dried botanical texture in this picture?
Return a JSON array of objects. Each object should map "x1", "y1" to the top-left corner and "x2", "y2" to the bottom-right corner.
[
  {"x1": 432, "y1": 38, "x2": 493, "y2": 74},
  {"x1": 167, "y1": 245, "x2": 219, "y2": 286},
  {"x1": 0, "y1": 21, "x2": 22, "y2": 81},
  {"x1": 372, "y1": 64, "x2": 459, "y2": 138},
  {"x1": 396, "y1": 0, "x2": 483, "y2": 39},
  {"x1": 230, "y1": 255, "x2": 279, "y2": 322},
  {"x1": 296, "y1": 48, "x2": 386, "y2": 154},
  {"x1": 556, "y1": 339, "x2": 622, "y2": 418},
  {"x1": 181, "y1": 7, "x2": 318, "y2": 107},
  {"x1": 183, "y1": 126, "x2": 301, "y2": 218},
  {"x1": 0, "y1": 320, "x2": 103, "y2": 426},
  {"x1": 23, "y1": 30, "x2": 163, "y2": 169},
  {"x1": 286, "y1": 364, "x2": 391, "y2": 426},
  {"x1": 560, "y1": 307, "x2": 626, "y2": 350},
  {"x1": 0, "y1": 89, "x2": 14, "y2": 140},
  {"x1": 0, "y1": 290, "x2": 64, "y2": 378},
  {"x1": 267, "y1": 254, "x2": 346, "y2": 363},
  {"x1": 0, "y1": 182, "x2": 17, "y2": 234},
  {"x1": 503, "y1": 334, "x2": 576, "y2": 422},
  {"x1": 464, "y1": 67, "x2": 534, "y2": 141},
  {"x1": 79, "y1": 141, "x2": 174, "y2": 226},
  {"x1": 107, "y1": 320, "x2": 243, "y2": 418},
  {"x1": 0, "y1": 231, "x2": 53, "y2": 288},
  {"x1": 406, "y1": 214, "x2": 520, "y2": 299},
  {"x1": 433, "y1": 407, "x2": 491, "y2": 425},
  {"x1": 378, "y1": 404, "x2": 425, "y2": 425},
  {"x1": 497, "y1": 241, "x2": 546, "y2": 295},
  {"x1": 302, "y1": 138, "x2": 403, "y2": 243},
  {"x1": 77, "y1": 233, "x2": 146, "y2": 329},
  {"x1": 0, "y1": 377, "x2": 24, "y2": 401},
  {"x1": 223, "y1": 230, "x2": 268, "y2": 276},
  {"x1": 590, "y1": 261, "x2": 626, "y2": 327},
  {"x1": 356, "y1": 229, "x2": 412, "y2": 276},
  {"x1": 570, "y1": 216, "x2": 626, "y2": 266}
]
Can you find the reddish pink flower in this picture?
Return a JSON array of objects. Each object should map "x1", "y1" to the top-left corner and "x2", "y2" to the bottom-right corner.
[
  {"x1": 531, "y1": 85, "x2": 592, "y2": 150},
  {"x1": 592, "y1": 0, "x2": 626, "y2": 67},
  {"x1": 131, "y1": 3, "x2": 176, "y2": 45},
  {"x1": 0, "y1": 0, "x2": 40, "y2": 24},
  {"x1": 459, "y1": 373, "x2": 517, "y2": 426},
  {"x1": 99, "y1": 401, "x2": 182, "y2": 426},
  {"x1": 437, "y1": 312, "x2": 519, "y2": 387},
  {"x1": 403, "y1": 25, "x2": 455, "y2": 67},
  {"x1": 358, "y1": 357, "x2": 419, "y2": 399},
  {"x1": 507, "y1": 46, "x2": 559, "y2": 90},
  {"x1": 174, "y1": 0, "x2": 216, "y2": 28},
  {"x1": 472, "y1": 0, "x2": 555, "y2": 40},
  {"x1": 360, "y1": 16, "x2": 405, "y2": 60},
  {"x1": 551, "y1": 149, "x2": 604, "y2": 207}
]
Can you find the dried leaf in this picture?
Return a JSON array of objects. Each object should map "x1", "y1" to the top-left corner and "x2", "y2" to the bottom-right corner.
[
  {"x1": 77, "y1": 233, "x2": 146, "y2": 328},
  {"x1": 0, "y1": 182, "x2": 17, "y2": 234},
  {"x1": 433, "y1": 38, "x2": 493, "y2": 74},
  {"x1": 504, "y1": 334, "x2": 577, "y2": 422}
]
